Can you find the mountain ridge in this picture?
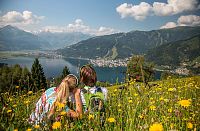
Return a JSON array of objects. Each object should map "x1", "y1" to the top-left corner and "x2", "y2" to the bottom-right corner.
[{"x1": 58, "y1": 26, "x2": 200, "y2": 59}]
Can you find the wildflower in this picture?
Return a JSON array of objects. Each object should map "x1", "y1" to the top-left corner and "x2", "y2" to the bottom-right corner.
[
  {"x1": 128, "y1": 100, "x2": 133, "y2": 103},
  {"x1": 60, "y1": 111, "x2": 67, "y2": 115},
  {"x1": 26, "y1": 128, "x2": 32, "y2": 131},
  {"x1": 14, "y1": 129, "x2": 18, "y2": 131},
  {"x1": 168, "y1": 108, "x2": 172, "y2": 113},
  {"x1": 157, "y1": 87, "x2": 162, "y2": 90},
  {"x1": 34, "y1": 125, "x2": 40, "y2": 129},
  {"x1": 16, "y1": 86, "x2": 19, "y2": 89},
  {"x1": 170, "y1": 123, "x2": 174, "y2": 129},
  {"x1": 130, "y1": 81, "x2": 134, "y2": 85},
  {"x1": 88, "y1": 114, "x2": 94, "y2": 120},
  {"x1": 118, "y1": 109, "x2": 122, "y2": 112},
  {"x1": 164, "y1": 99, "x2": 169, "y2": 102},
  {"x1": 149, "y1": 105, "x2": 156, "y2": 111},
  {"x1": 56, "y1": 102, "x2": 65, "y2": 109},
  {"x1": 149, "y1": 123, "x2": 163, "y2": 131},
  {"x1": 28, "y1": 91, "x2": 33, "y2": 95},
  {"x1": 107, "y1": 117, "x2": 116, "y2": 123},
  {"x1": 168, "y1": 88, "x2": 175, "y2": 92},
  {"x1": 187, "y1": 122, "x2": 193, "y2": 129},
  {"x1": 52, "y1": 121, "x2": 61, "y2": 129},
  {"x1": 138, "y1": 114, "x2": 144, "y2": 119},
  {"x1": 118, "y1": 104, "x2": 121, "y2": 107},
  {"x1": 134, "y1": 93, "x2": 138, "y2": 97},
  {"x1": 7, "y1": 110, "x2": 12, "y2": 113},
  {"x1": 159, "y1": 97, "x2": 164, "y2": 101},
  {"x1": 114, "y1": 89, "x2": 117, "y2": 92},
  {"x1": 24, "y1": 100, "x2": 30, "y2": 105},
  {"x1": 12, "y1": 104, "x2": 17, "y2": 108},
  {"x1": 178, "y1": 99, "x2": 191, "y2": 108},
  {"x1": 9, "y1": 98, "x2": 13, "y2": 102},
  {"x1": 150, "y1": 97, "x2": 154, "y2": 100}
]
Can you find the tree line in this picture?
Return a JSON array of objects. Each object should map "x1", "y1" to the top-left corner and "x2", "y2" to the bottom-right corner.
[{"x1": 0, "y1": 58, "x2": 70, "y2": 94}]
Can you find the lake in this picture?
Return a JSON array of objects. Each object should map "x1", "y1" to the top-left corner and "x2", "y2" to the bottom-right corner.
[
  {"x1": 1, "y1": 56, "x2": 161, "y2": 83},
  {"x1": 1, "y1": 56, "x2": 127, "y2": 83}
]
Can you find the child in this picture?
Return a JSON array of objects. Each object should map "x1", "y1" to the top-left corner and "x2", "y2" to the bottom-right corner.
[
  {"x1": 29, "y1": 74, "x2": 82, "y2": 124},
  {"x1": 79, "y1": 65, "x2": 108, "y2": 113}
]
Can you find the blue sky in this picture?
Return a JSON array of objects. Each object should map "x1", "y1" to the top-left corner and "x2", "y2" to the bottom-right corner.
[{"x1": 0, "y1": 0, "x2": 199, "y2": 35}]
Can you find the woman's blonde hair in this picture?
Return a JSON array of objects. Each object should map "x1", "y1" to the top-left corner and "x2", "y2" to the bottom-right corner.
[{"x1": 48, "y1": 74, "x2": 78, "y2": 117}]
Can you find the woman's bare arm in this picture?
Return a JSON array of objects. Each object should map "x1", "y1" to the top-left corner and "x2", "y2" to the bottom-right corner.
[{"x1": 67, "y1": 89, "x2": 82, "y2": 118}]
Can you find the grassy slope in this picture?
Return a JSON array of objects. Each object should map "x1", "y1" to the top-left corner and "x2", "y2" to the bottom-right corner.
[{"x1": 0, "y1": 76, "x2": 199, "y2": 130}]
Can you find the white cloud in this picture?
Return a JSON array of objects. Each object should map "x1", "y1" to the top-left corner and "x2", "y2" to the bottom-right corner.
[
  {"x1": 116, "y1": 2, "x2": 152, "y2": 21},
  {"x1": 160, "y1": 15, "x2": 200, "y2": 29},
  {"x1": 160, "y1": 22, "x2": 177, "y2": 29},
  {"x1": 177, "y1": 15, "x2": 200, "y2": 26},
  {"x1": 116, "y1": 0, "x2": 200, "y2": 20},
  {"x1": 0, "y1": 11, "x2": 44, "y2": 27},
  {"x1": 42, "y1": 19, "x2": 118, "y2": 36},
  {"x1": 153, "y1": 0, "x2": 199, "y2": 16}
]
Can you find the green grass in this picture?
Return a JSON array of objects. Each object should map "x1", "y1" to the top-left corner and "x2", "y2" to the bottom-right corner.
[{"x1": 0, "y1": 76, "x2": 199, "y2": 130}]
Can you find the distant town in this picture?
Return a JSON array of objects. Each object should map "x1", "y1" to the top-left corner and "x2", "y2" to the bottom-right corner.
[{"x1": 89, "y1": 58, "x2": 129, "y2": 67}]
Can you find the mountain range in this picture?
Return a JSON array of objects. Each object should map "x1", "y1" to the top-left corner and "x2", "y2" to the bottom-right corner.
[
  {"x1": 0, "y1": 25, "x2": 92, "y2": 51},
  {"x1": 58, "y1": 26, "x2": 200, "y2": 61},
  {"x1": 37, "y1": 31, "x2": 92, "y2": 49},
  {"x1": 146, "y1": 34, "x2": 200, "y2": 66},
  {"x1": 0, "y1": 25, "x2": 50, "y2": 51}
]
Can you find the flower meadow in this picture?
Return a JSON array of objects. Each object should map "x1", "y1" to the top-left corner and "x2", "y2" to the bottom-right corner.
[{"x1": 0, "y1": 76, "x2": 199, "y2": 131}]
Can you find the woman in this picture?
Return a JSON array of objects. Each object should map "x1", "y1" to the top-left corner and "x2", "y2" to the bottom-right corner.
[{"x1": 29, "y1": 74, "x2": 82, "y2": 124}]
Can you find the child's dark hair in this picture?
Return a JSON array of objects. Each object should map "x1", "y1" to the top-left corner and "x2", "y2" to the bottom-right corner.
[{"x1": 80, "y1": 65, "x2": 97, "y2": 87}]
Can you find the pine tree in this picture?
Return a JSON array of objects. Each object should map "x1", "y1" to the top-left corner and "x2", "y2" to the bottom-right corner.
[
  {"x1": 31, "y1": 58, "x2": 47, "y2": 91},
  {"x1": 61, "y1": 66, "x2": 70, "y2": 79},
  {"x1": 54, "y1": 66, "x2": 71, "y2": 86}
]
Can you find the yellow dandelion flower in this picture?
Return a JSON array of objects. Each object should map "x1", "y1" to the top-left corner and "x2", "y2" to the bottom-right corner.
[
  {"x1": 128, "y1": 100, "x2": 133, "y2": 103},
  {"x1": 9, "y1": 98, "x2": 13, "y2": 102},
  {"x1": 114, "y1": 89, "x2": 117, "y2": 92},
  {"x1": 149, "y1": 105, "x2": 156, "y2": 111},
  {"x1": 170, "y1": 123, "x2": 174, "y2": 129},
  {"x1": 7, "y1": 110, "x2": 12, "y2": 113},
  {"x1": 107, "y1": 117, "x2": 116, "y2": 123},
  {"x1": 157, "y1": 87, "x2": 162, "y2": 90},
  {"x1": 88, "y1": 114, "x2": 94, "y2": 120},
  {"x1": 34, "y1": 125, "x2": 40, "y2": 129},
  {"x1": 60, "y1": 111, "x2": 67, "y2": 115},
  {"x1": 159, "y1": 97, "x2": 164, "y2": 101},
  {"x1": 168, "y1": 88, "x2": 175, "y2": 92},
  {"x1": 24, "y1": 100, "x2": 30, "y2": 105},
  {"x1": 16, "y1": 86, "x2": 19, "y2": 89},
  {"x1": 26, "y1": 128, "x2": 32, "y2": 131},
  {"x1": 12, "y1": 104, "x2": 17, "y2": 108},
  {"x1": 52, "y1": 121, "x2": 61, "y2": 129},
  {"x1": 168, "y1": 108, "x2": 172, "y2": 113},
  {"x1": 28, "y1": 91, "x2": 33, "y2": 95},
  {"x1": 164, "y1": 99, "x2": 169, "y2": 102},
  {"x1": 187, "y1": 122, "x2": 193, "y2": 129},
  {"x1": 178, "y1": 99, "x2": 191, "y2": 108},
  {"x1": 134, "y1": 93, "x2": 138, "y2": 97},
  {"x1": 149, "y1": 123, "x2": 163, "y2": 131},
  {"x1": 118, "y1": 109, "x2": 122, "y2": 112},
  {"x1": 150, "y1": 97, "x2": 154, "y2": 100},
  {"x1": 138, "y1": 114, "x2": 144, "y2": 119},
  {"x1": 130, "y1": 81, "x2": 134, "y2": 85},
  {"x1": 14, "y1": 129, "x2": 18, "y2": 131},
  {"x1": 56, "y1": 102, "x2": 65, "y2": 109}
]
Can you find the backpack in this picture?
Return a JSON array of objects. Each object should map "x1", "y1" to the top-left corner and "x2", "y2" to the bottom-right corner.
[{"x1": 82, "y1": 87, "x2": 105, "y2": 114}]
